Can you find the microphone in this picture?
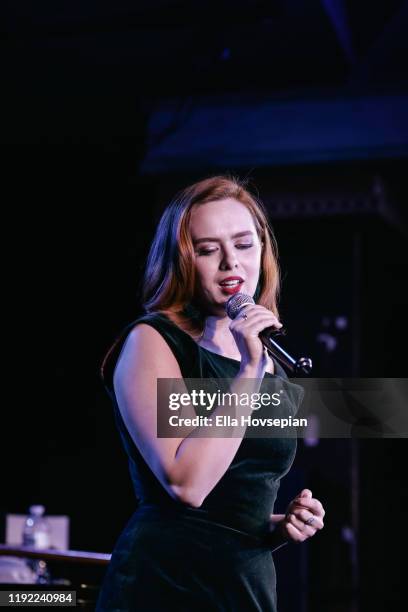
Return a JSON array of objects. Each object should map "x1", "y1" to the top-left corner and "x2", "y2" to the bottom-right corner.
[{"x1": 225, "y1": 293, "x2": 312, "y2": 375}]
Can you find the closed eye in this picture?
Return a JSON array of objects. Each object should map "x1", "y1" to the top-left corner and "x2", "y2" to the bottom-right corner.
[
  {"x1": 196, "y1": 248, "x2": 217, "y2": 256},
  {"x1": 196, "y1": 243, "x2": 253, "y2": 256}
]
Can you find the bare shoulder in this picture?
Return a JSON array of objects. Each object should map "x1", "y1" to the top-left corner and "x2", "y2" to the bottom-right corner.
[{"x1": 114, "y1": 322, "x2": 182, "y2": 383}]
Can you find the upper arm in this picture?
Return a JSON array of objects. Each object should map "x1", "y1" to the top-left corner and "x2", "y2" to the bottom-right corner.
[{"x1": 113, "y1": 323, "x2": 196, "y2": 505}]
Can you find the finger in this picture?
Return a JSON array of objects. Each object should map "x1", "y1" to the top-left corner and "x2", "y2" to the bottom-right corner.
[
  {"x1": 288, "y1": 490, "x2": 312, "y2": 510},
  {"x1": 250, "y1": 320, "x2": 283, "y2": 337},
  {"x1": 314, "y1": 499, "x2": 325, "y2": 517},
  {"x1": 287, "y1": 513, "x2": 319, "y2": 538},
  {"x1": 230, "y1": 318, "x2": 282, "y2": 339},
  {"x1": 240, "y1": 313, "x2": 283, "y2": 333},
  {"x1": 285, "y1": 522, "x2": 306, "y2": 543},
  {"x1": 286, "y1": 512, "x2": 313, "y2": 533},
  {"x1": 243, "y1": 307, "x2": 281, "y2": 321},
  {"x1": 229, "y1": 312, "x2": 280, "y2": 330},
  {"x1": 292, "y1": 497, "x2": 325, "y2": 517},
  {"x1": 294, "y1": 509, "x2": 324, "y2": 530},
  {"x1": 239, "y1": 304, "x2": 276, "y2": 315},
  {"x1": 236, "y1": 305, "x2": 282, "y2": 325},
  {"x1": 269, "y1": 513, "x2": 286, "y2": 524}
]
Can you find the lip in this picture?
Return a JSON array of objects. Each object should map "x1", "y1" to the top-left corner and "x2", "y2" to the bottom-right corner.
[
  {"x1": 218, "y1": 276, "x2": 244, "y2": 285},
  {"x1": 218, "y1": 277, "x2": 244, "y2": 295}
]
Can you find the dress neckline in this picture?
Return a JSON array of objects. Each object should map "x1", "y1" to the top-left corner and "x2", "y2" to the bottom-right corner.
[
  {"x1": 155, "y1": 311, "x2": 241, "y2": 362},
  {"x1": 154, "y1": 312, "x2": 277, "y2": 375},
  {"x1": 199, "y1": 345, "x2": 241, "y2": 363}
]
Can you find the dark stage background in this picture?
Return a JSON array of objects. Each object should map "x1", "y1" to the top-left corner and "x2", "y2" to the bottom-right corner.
[{"x1": 3, "y1": 1, "x2": 408, "y2": 611}]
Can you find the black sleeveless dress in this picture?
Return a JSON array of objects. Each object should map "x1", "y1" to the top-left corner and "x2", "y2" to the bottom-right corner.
[{"x1": 96, "y1": 313, "x2": 299, "y2": 612}]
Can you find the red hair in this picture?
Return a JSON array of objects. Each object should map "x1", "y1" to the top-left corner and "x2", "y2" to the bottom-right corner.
[{"x1": 142, "y1": 175, "x2": 280, "y2": 338}]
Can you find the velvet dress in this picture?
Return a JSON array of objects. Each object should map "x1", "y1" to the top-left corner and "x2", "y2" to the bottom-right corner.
[{"x1": 96, "y1": 313, "x2": 300, "y2": 612}]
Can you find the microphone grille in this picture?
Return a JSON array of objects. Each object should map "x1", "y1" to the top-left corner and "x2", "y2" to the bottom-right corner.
[{"x1": 225, "y1": 293, "x2": 255, "y2": 319}]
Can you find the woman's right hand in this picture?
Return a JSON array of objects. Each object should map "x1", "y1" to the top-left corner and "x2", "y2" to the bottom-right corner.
[{"x1": 228, "y1": 304, "x2": 283, "y2": 372}]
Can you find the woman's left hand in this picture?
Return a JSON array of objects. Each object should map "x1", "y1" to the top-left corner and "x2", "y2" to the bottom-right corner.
[{"x1": 269, "y1": 489, "x2": 325, "y2": 543}]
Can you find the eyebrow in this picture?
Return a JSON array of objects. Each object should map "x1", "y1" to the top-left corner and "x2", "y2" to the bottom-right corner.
[{"x1": 193, "y1": 231, "x2": 254, "y2": 245}]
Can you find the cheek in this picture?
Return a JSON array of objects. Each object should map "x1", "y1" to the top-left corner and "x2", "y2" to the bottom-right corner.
[
  {"x1": 195, "y1": 258, "x2": 216, "y2": 280},
  {"x1": 245, "y1": 249, "x2": 262, "y2": 272},
  {"x1": 194, "y1": 260, "x2": 215, "y2": 291}
]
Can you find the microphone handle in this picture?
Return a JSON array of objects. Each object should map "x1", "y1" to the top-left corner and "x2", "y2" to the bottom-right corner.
[{"x1": 259, "y1": 330, "x2": 312, "y2": 375}]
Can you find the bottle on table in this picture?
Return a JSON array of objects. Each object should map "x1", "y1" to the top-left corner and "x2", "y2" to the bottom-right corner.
[{"x1": 22, "y1": 504, "x2": 52, "y2": 583}]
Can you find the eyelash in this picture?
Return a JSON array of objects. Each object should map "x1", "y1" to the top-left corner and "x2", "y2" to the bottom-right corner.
[{"x1": 197, "y1": 244, "x2": 253, "y2": 256}]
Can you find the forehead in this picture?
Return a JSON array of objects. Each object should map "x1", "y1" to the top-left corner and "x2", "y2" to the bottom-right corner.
[{"x1": 189, "y1": 198, "x2": 257, "y2": 239}]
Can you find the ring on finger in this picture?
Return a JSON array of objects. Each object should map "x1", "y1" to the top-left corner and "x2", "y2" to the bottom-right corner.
[
  {"x1": 305, "y1": 516, "x2": 315, "y2": 526},
  {"x1": 241, "y1": 313, "x2": 248, "y2": 320}
]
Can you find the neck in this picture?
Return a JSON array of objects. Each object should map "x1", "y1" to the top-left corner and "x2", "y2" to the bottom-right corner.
[
  {"x1": 202, "y1": 313, "x2": 229, "y2": 334},
  {"x1": 200, "y1": 314, "x2": 238, "y2": 355}
]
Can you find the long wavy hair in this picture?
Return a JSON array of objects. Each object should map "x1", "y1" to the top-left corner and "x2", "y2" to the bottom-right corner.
[{"x1": 141, "y1": 175, "x2": 280, "y2": 339}]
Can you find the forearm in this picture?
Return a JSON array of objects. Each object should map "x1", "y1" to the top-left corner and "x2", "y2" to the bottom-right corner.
[{"x1": 169, "y1": 362, "x2": 265, "y2": 507}]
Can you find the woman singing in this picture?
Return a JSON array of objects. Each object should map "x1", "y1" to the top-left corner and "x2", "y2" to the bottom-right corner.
[{"x1": 97, "y1": 175, "x2": 325, "y2": 611}]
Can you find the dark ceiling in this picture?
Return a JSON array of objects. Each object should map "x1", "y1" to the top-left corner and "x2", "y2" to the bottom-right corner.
[{"x1": 4, "y1": 0, "x2": 408, "y2": 97}]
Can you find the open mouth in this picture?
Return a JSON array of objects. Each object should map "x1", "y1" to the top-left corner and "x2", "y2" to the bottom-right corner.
[
  {"x1": 218, "y1": 278, "x2": 244, "y2": 294},
  {"x1": 219, "y1": 278, "x2": 244, "y2": 288}
]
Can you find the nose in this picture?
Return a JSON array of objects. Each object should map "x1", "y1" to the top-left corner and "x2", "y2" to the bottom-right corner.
[{"x1": 219, "y1": 245, "x2": 238, "y2": 271}]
